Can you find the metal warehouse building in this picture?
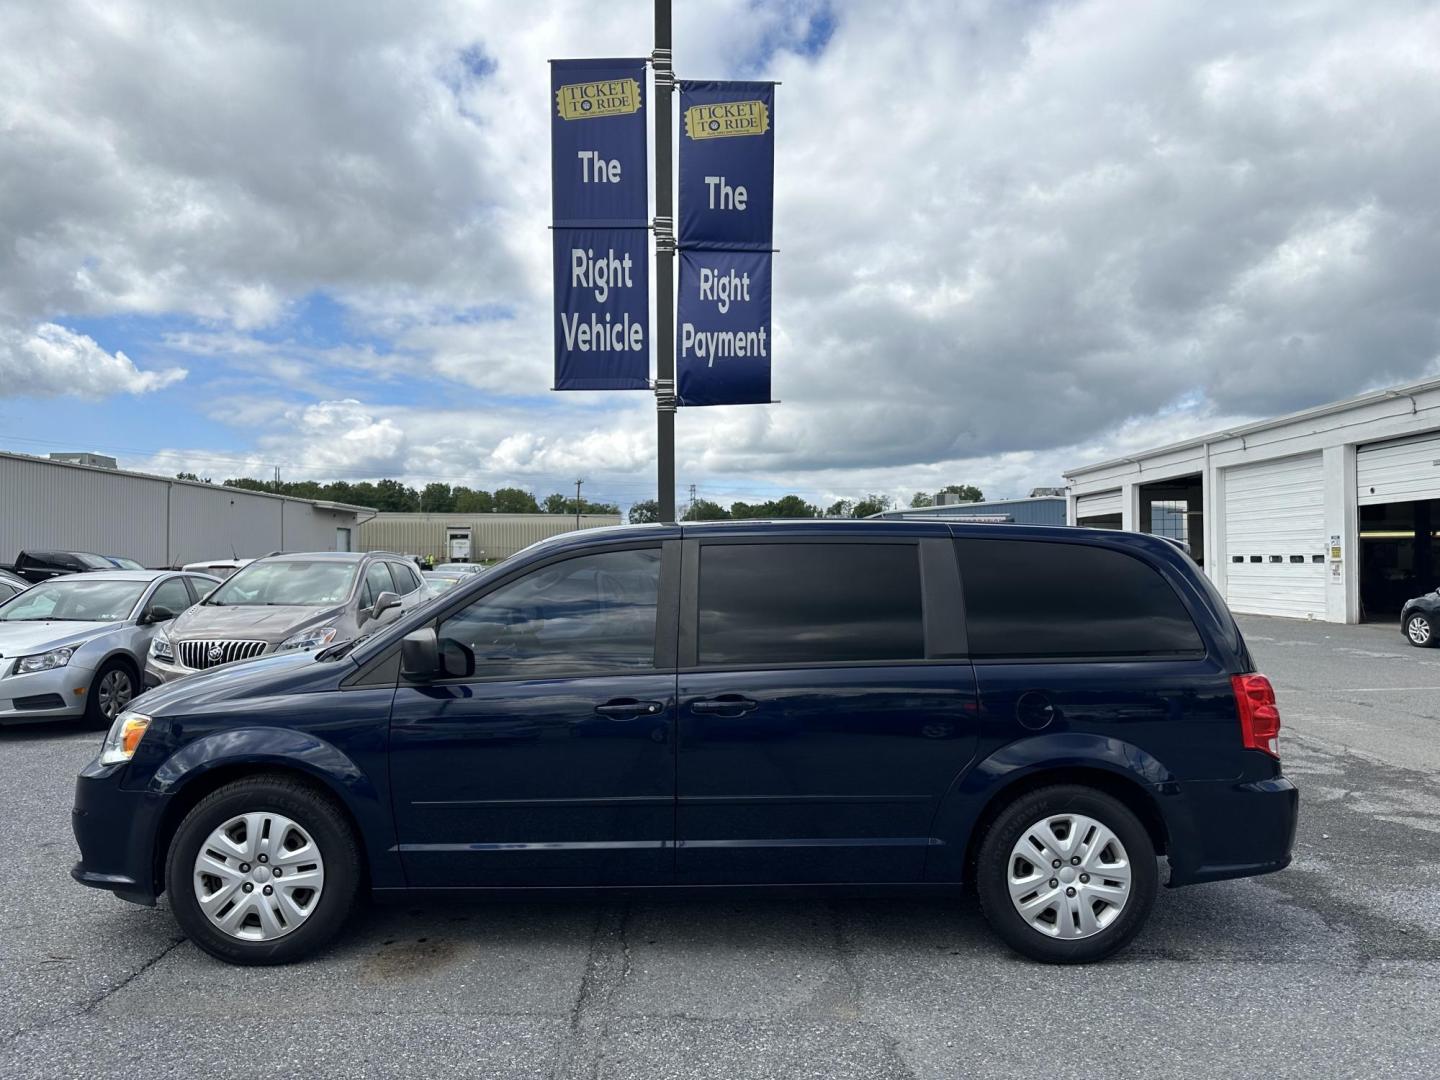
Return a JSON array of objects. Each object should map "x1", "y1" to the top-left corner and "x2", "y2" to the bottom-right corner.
[
  {"x1": 1065, "y1": 377, "x2": 1440, "y2": 624},
  {"x1": 359, "y1": 512, "x2": 623, "y2": 563},
  {"x1": 871, "y1": 495, "x2": 1068, "y2": 526},
  {"x1": 0, "y1": 451, "x2": 367, "y2": 568}
]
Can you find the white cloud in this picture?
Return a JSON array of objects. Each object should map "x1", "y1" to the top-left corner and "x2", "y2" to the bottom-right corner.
[
  {"x1": 0, "y1": 323, "x2": 186, "y2": 397},
  {"x1": 5, "y1": 0, "x2": 1440, "y2": 501}
]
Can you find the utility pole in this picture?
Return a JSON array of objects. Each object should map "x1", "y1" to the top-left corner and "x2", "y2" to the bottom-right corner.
[
  {"x1": 574, "y1": 478, "x2": 583, "y2": 530},
  {"x1": 687, "y1": 483, "x2": 697, "y2": 520},
  {"x1": 653, "y1": 0, "x2": 676, "y2": 521}
]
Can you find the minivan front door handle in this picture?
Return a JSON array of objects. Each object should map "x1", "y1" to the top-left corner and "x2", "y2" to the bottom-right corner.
[
  {"x1": 690, "y1": 695, "x2": 759, "y2": 717},
  {"x1": 594, "y1": 699, "x2": 664, "y2": 719}
]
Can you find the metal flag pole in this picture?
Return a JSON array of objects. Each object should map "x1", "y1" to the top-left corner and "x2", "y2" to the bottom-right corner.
[{"x1": 652, "y1": 0, "x2": 677, "y2": 521}]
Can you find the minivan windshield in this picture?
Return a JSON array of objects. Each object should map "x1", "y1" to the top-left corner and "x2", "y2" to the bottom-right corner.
[
  {"x1": 0, "y1": 578, "x2": 147, "y2": 622},
  {"x1": 205, "y1": 560, "x2": 357, "y2": 607}
]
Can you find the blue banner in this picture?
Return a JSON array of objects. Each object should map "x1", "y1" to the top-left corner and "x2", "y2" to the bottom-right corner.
[
  {"x1": 551, "y1": 58, "x2": 650, "y2": 389},
  {"x1": 676, "y1": 250, "x2": 771, "y2": 406},
  {"x1": 678, "y1": 81, "x2": 775, "y2": 251},
  {"x1": 553, "y1": 227, "x2": 650, "y2": 390},
  {"x1": 550, "y1": 59, "x2": 648, "y2": 227}
]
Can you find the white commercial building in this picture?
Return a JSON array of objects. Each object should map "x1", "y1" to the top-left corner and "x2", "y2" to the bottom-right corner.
[
  {"x1": 0, "y1": 451, "x2": 368, "y2": 568},
  {"x1": 1065, "y1": 377, "x2": 1440, "y2": 624}
]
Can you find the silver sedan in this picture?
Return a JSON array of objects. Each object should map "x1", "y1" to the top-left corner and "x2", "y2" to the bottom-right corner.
[{"x1": 0, "y1": 570, "x2": 218, "y2": 726}]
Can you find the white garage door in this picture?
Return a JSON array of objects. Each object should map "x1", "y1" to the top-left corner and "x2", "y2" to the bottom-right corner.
[
  {"x1": 1357, "y1": 432, "x2": 1440, "y2": 506},
  {"x1": 1075, "y1": 489, "x2": 1122, "y2": 520},
  {"x1": 1223, "y1": 453, "x2": 1326, "y2": 619}
]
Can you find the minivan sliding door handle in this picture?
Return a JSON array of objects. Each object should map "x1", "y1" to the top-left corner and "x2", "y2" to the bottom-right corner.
[
  {"x1": 595, "y1": 699, "x2": 665, "y2": 719},
  {"x1": 690, "y1": 696, "x2": 759, "y2": 716}
]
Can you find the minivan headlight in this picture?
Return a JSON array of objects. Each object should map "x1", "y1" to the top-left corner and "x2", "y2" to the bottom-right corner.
[
  {"x1": 100, "y1": 710, "x2": 152, "y2": 766},
  {"x1": 279, "y1": 626, "x2": 339, "y2": 652},
  {"x1": 13, "y1": 646, "x2": 76, "y2": 676}
]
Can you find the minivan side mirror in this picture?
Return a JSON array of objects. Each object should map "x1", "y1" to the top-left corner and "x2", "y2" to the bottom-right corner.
[
  {"x1": 400, "y1": 627, "x2": 439, "y2": 680},
  {"x1": 368, "y1": 590, "x2": 402, "y2": 621}
]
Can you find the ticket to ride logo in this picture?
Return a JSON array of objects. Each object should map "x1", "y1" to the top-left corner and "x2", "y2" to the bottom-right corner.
[
  {"x1": 684, "y1": 100, "x2": 770, "y2": 140},
  {"x1": 555, "y1": 79, "x2": 642, "y2": 120}
]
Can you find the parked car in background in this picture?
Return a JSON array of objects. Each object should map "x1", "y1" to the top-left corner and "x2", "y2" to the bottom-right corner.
[
  {"x1": 0, "y1": 568, "x2": 30, "y2": 603},
  {"x1": 0, "y1": 569, "x2": 217, "y2": 726},
  {"x1": 180, "y1": 558, "x2": 254, "y2": 581},
  {"x1": 7, "y1": 550, "x2": 116, "y2": 584},
  {"x1": 421, "y1": 571, "x2": 466, "y2": 598},
  {"x1": 145, "y1": 551, "x2": 427, "y2": 687},
  {"x1": 73, "y1": 521, "x2": 1296, "y2": 966},
  {"x1": 433, "y1": 562, "x2": 485, "y2": 575},
  {"x1": 104, "y1": 556, "x2": 146, "y2": 571},
  {"x1": 1400, "y1": 589, "x2": 1440, "y2": 646}
]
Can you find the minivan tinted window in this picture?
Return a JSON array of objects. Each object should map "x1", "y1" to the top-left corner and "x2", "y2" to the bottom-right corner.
[
  {"x1": 955, "y1": 538, "x2": 1204, "y2": 659},
  {"x1": 697, "y1": 542, "x2": 925, "y2": 666},
  {"x1": 437, "y1": 547, "x2": 661, "y2": 677}
]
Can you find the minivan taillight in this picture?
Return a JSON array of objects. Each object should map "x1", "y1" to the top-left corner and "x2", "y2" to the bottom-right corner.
[{"x1": 1232, "y1": 673, "x2": 1281, "y2": 758}]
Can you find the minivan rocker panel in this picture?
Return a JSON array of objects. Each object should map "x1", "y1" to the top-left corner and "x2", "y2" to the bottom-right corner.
[{"x1": 72, "y1": 521, "x2": 1297, "y2": 965}]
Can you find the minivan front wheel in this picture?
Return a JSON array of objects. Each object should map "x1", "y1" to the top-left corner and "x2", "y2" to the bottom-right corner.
[
  {"x1": 976, "y1": 785, "x2": 1157, "y2": 964},
  {"x1": 166, "y1": 775, "x2": 361, "y2": 965}
]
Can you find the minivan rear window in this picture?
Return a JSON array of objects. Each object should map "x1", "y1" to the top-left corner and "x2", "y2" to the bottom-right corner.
[
  {"x1": 697, "y1": 543, "x2": 925, "y2": 666},
  {"x1": 954, "y1": 538, "x2": 1204, "y2": 659}
]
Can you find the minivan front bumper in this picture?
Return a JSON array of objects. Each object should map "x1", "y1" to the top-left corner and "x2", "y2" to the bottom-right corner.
[
  {"x1": 1162, "y1": 769, "x2": 1298, "y2": 888},
  {"x1": 71, "y1": 757, "x2": 168, "y2": 906}
]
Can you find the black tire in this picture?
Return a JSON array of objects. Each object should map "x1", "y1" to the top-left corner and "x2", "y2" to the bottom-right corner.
[
  {"x1": 1405, "y1": 613, "x2": 1434, "y2": 648},
  {"x1": 165, "y1": 774, "x2": 362, "y2": 965},
  {"x1": 976, "y1": 785, "x2": 1157, "y2": 964},
  {"x1": 84, "y1": 658, "x2": 136, "y2": 728}
]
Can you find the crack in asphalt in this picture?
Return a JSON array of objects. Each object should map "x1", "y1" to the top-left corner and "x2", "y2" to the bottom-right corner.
[{"x1": 0, "y1": 934, "x2": 187, "y2": 1055}]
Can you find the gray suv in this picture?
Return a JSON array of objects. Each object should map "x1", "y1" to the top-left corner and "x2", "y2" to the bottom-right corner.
[{"x1": 144, "y1": 551, "x2": 426, "y2": 686}]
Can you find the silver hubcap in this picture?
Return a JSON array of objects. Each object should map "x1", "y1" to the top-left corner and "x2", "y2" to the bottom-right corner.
[
  {"x1": 1409, "y1": 617, "x2": 1430, "y2": 644},
  {"x1": 97, "y1": 670, "x2": 132, "y2": 719},
  {"x1": 1008, "y1": 813, "x2": 1132, "y2": 939},
  {"x1": 193, "y1": 812, "x2": 326, "y2": 942}
]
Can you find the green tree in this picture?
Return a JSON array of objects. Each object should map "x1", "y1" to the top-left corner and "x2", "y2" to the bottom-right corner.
[
  {"x1": 493, "y1": 487, "x2": 541, "y2": 514},
  {"x1": 628, "y1": 499, "x2": 661, "y2": 524},
  {"x1": 851, "y1": 493, "x2": 893, "y2": 518},
  {"x1": 731, "y1": 495, "x2": 816, "y2": 519},
  {"x1": 939, "y1": 483, "x2": 984, "y2": 503},
  {"x1": 683, "y1": 498, "x2": 731, "y2": 521},
  {"x1": 910, "y1": 491, "x2": 934, "y2": 508},
  {"x1": 452, "y1": 486, "x2": 495, "y2": 513},
  {"x1": 825, "y1": 499, "x2": 854, "y2": 518},
  {"x1": 420, "y1": 482, "x2": 454, "y2": 513},
  {"x1": 373, "y1": 478, "x2": 421, "y2": 512},
  {"x1": 542, "y1": 492, "x2": 570, "y2": 514}
]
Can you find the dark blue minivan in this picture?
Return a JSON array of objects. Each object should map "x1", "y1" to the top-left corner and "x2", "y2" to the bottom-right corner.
[{"x1": 72, "y1": 521, "x2": 1297, "y2": 965}]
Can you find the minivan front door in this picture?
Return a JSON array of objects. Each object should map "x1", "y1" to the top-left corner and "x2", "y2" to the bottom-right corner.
[
  {"x1": 674, "y1": 537, "x2": 979, "y2": 885},
  {"x1": 388, "y1": 542, "x2": 678, "y2": 887}
]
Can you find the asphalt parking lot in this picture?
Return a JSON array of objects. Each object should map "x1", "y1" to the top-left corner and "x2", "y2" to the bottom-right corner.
[{"x1": 1, "y1": 614, "x2": 1437, "y2": 1079}]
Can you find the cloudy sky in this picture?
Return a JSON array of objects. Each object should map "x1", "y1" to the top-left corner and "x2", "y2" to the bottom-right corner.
[{"x1": 2, "y1": 0, "x2": 1438, "y2": 512}]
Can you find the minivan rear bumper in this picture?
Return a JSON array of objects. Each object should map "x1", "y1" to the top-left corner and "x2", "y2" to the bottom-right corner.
[{"x1": 1162, "y1": 772, "x2": 1298, "y2": 888}]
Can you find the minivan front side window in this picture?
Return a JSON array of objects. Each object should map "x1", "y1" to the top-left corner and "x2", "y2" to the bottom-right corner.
[
  {"x1": 206, "y1": 561, "x2": 358, "y2": 607},
  {"x1": 436, "y1": 548, "x2": 661, "y2": 678}
]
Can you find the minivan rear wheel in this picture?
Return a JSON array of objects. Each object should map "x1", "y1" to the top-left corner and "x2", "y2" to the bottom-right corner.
[
  {"x1": 976, "y1": 785, "x2": 1157, "y2": 964},
  {"x1": 166, "y1": 775, "x2": 361, "y2": 965}
]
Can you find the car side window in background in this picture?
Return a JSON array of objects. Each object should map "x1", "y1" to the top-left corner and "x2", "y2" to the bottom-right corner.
[
  {"x1": 954, "y1": 538, "x2": 1204, "y2": 659},
  {"x1": 436, "y1": 548, "x2": 661, "y2": 678},
  {"x1": 147, "y1": 577, "x2": 193, "y2": 618},
  {"x1": 361, "y1": 562, "x2": 394, "y2": 608},
  {"x1": 387, "y1": 562, "x2": 421, "y2": 594},
  {"x1": 697, "y1": 543, "x2": 925, "y2": 666}
]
